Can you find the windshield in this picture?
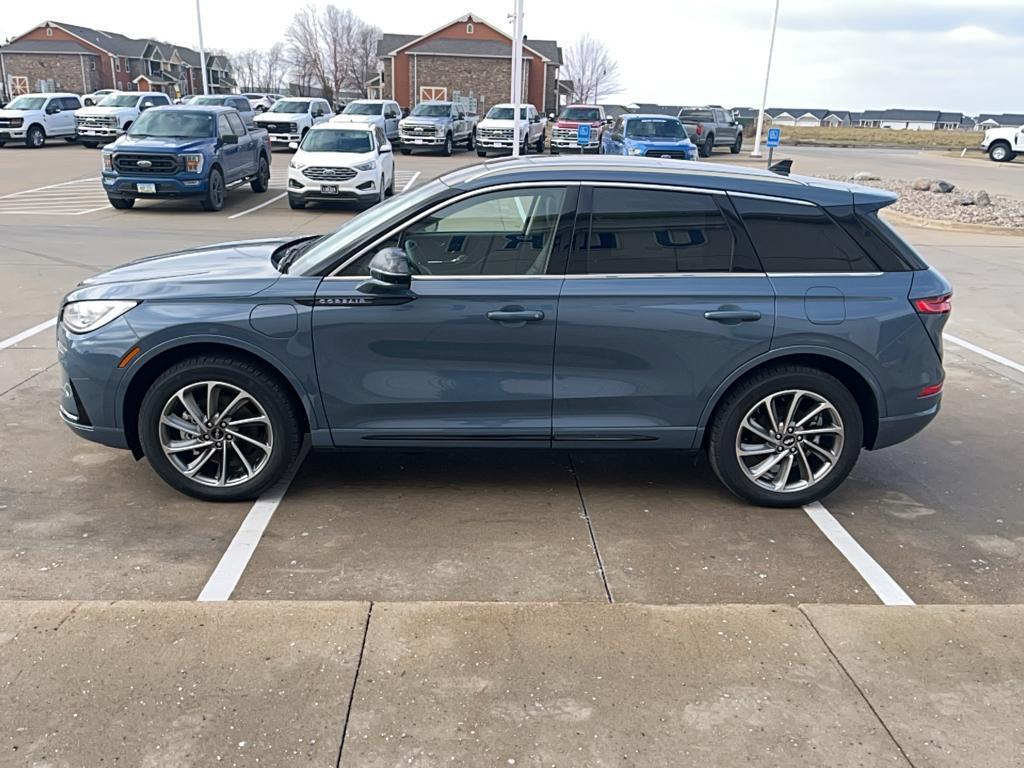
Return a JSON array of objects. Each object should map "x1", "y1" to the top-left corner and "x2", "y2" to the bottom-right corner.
[
  {"x1": 243, "y1": 94, "x2": 265, "y2": 99},
  {"x1": 289, "y1": 180, "x2": 445, "y2": 275},
  {"x1": 560, "y1": 107, "x2": 600, "y2": 121},
  {"x1": 678, "y1": 109, "x2": 714, "y2": 121},
  {"x1": 98, "y1": 94, "x2": 142, "y2": 108},
  {"x1": 410, "y1": 103, "x2": 451, "y2": 117},
  {"x1": 7, "y1": 96, "x2": 47, "y2": 110},
  {"x1": 626, "y1": 118, "x2": 687, "y2": 140},
  {"x1": 269, "y1": 100, "x2": 311, "y2": 113},
  {"x1": 128, "y1": 111, "x2": 215, "y2": 138},
  {"x1": 485, "y1": 107, "x2": 527, "y2": 120},
  {"x1": 344, "y1": 102, "x2": 382, "y2": 116},
  {"x1": 301, "y1": 129, "x2": 373, "y2": 153},
  {"x1": 192, "y1": 96, "x2": 228, "y2": 106}
]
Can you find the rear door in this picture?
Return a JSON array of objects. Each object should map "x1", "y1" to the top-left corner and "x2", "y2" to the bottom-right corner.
[
  {"x1": 384, "y1": 102, "x2": 401, "y2": 139},
  {"x1": 58, "y1": 97, "x2": 80, "y2": 135},
  {"x1": 553, "y1": 184, "x2": 775, "y2": 448}
]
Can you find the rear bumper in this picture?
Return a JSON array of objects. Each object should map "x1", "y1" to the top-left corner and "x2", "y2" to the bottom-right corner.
[
  {"x1": 103, "y1": 172, "x2": 208, "y2": 198},
  {"x1": 868, "y1": 399, "x2": 941, "y2": 450}
]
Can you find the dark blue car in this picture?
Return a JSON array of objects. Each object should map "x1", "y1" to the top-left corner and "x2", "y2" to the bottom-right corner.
[
  {"x1": 58, "y1": 156, "x2": 951, "y2": 506},
  {"x1": 601, "y1": 114, "x2": 698, "y2": 160}
]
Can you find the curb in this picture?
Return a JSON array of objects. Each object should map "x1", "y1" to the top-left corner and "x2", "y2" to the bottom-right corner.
[{"x1": 881, "y1": 210, "x2": 1024, "y2": 237}]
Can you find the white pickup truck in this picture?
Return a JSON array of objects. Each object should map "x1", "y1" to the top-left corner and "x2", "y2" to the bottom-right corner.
[
  {"x1": 475, "y1": 103, "x2": 547, "y2": 156},
  {"x1": 75, "y1": 91, "x2": 172, "y2": 147},
  {"x1": 981, "y1": 125, "x2": 1023, "y2": 162}
]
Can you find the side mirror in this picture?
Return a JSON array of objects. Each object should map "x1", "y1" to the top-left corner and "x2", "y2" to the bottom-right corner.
[
  {"x1": 288, "y1": 141, "x2": 299, "y2": 150},
  {"x1": 605, "y1": 117, "x2": 613, "y2": 124},
  {"x1": 222, "y1": 134, "x2": 239, "y2": 145},
  {"x1": 48, "y1": 105, "x2": 62, "y2": 114},
  {"x1": 379, "y1": 142, "x2": 392, "y2": 153},
  {"x1": 368, "y1": 247, "x2": 412, "y2": 287},
  {"x1": 548, "y1": 112, "x2": 555, "y2": 120}
]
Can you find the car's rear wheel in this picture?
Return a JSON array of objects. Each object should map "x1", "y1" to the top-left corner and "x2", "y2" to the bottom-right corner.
[
  {"x1": 250, "y1": 156, "x2": 270, "y2": 192},
  {"x1": 699, "y1": 134, "x2": 714, "y2": 157},
  {"x1": 108, "y1": 196, "x2": 135, "y2": 210},
  {"x1": 466, "y1": 131, "x2": 475, "y2": 150},
  {"x1": 25, "y1": 125, "x2": 45, "y2": 148},
  {"x1": 138, "y1": 356, "x2": 302, "y2": 501},
  {"x1": 200, "y1": 168, "x2": 225, "y2": 211},
  {"x1": 731, "y1": 134, "x2": 743, "y2": 154},
  {"x1": 708, "y1": 365, "x2": 863, "y2": 507}
]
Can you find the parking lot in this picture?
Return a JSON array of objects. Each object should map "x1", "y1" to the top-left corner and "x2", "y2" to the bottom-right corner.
[{"x1": 2, "y1": 144, "x2": 1023, "y2": 766}]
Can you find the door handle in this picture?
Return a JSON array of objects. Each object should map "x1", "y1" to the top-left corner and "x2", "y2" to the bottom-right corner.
[
  {"x1": 487, "y1": 309, "x2": 545, "y2": 323},
  {"x1": 704, "y1": 309, "x2": 762, "y2": 323}
]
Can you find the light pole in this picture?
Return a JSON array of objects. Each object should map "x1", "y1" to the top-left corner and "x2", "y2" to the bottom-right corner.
[
  {"x1": 196, "y1": 0, "x2": 210, "y2": 95},
  {"x1": 750, "y1": 0, "x2": 780, "y2": 158},
  {"x1": 510, "y1": 0, "x2": 524, "y2": 157}
]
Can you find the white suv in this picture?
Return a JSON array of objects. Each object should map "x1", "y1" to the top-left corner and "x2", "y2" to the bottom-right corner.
[
  {"x1": 74, "y1": 91, "x2": 171, "y2": 147},
  {"x1": 287, "y1": 122, "x2": 395, "y2": 209},
  {"x1": 254, "y1": 97, "x2": 334, "y2": 148},
  {"x1": 0, "y1": 92, "x2": 82, "y2": 148}
]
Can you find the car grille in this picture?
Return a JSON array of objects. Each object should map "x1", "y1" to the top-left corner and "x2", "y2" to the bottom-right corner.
[
  {"x1": 113, "y1": 153, "x2": 180, "y2": 174},
  {"x1": 644, "y1": 148, "x2": 689, "y2": 159},
  {"x1": 479, "y1": 127, "x2": 513, "y2": 140},
  {"x1": 303, "y1": 167, "x2": 357, "y2": 181},
  {"x1": 553, "y1": 126, "x2": 580, "y2": 140},
  {"x1": 76, "y1": 115, "x2": 118, "y2": 128},
  {"x1": 261, "y1": 122, "x2": 297, "y2": 133},
  {"x1": 0, "y1": 118, "x2": 23, "y2": 128},
  {"x1": 402, "y1": 124, "x2": 437, "y2": 137}
]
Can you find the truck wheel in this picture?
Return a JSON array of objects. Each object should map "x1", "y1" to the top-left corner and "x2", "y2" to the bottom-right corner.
[
  {"x1": 64, "y1": 136, "x2": 78, "y2": 144},
  {"x1": 699, "y1": 134, "x2": 714, "y2": 157},
  {"x1": 730, "y1": 134, "x2": 743, "y2": 154},
  {"x1": 0, "y1": 141, "x2": 6, "y2": 148},
  {"x1": 988, "y1": 142, "x2": 1014, "y2": 162},
  {"x1": 81, "y1": 140, "x2": 98, "y2": 149},
  {"x1": 107, "y1": 196, "x2": 135, "y2": 210},
  {"x1": 250, "y1": 156, "x2": 270, "y2": 193},
  {"x1": 200, "y1": 168, "x2": 226, "y2": 212},
  {"x1": 25, "y1": 125, "x2": 45, "y2": 148},
  {"x1": 476, "y1": 149, "x2": 487, "y2": 158},
  {"x1": 535, "y1": 132, "x2": 545, "y2": 152},
  {"x1": 400, "y1": 147, "x2": 412, "y2": 155},
  {"x1": 386, "y1": 172, "x2": 395, "y2": 197},
  {"x1": 288, "y1": 194, "x2": 306, "y2": 210},
  {"x1": 549, "y1": 146, "x2": 559, "y2": 155},
  {"x1": 466, "y1": 131, "x2": 475, "y2": 150},
  {"x1": 521, "y1": 133, "x2": 529, "y2": 155},
  {"x1": 442, "y1": 134, "x2": 453, "y2": 156}
]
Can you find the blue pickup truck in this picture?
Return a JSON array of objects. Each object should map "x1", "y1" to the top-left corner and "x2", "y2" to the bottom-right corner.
[{"x1": 101, "y1": 105, "x2": 271, "y2": 212}]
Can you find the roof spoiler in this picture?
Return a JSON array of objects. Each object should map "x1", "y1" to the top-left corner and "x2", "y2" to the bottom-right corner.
[{"x1": 768, "y1": 159, "x2": 793, "y2": 176}]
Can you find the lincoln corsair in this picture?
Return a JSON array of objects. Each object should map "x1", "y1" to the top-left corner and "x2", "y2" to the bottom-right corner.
[{"x1": 58, "y1": 156, "x2": 951, "y2": 506}]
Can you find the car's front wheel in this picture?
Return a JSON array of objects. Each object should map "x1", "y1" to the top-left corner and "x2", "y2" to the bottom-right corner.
[
  {"x1": 200, "y1": 168, "x2": 225, "y2": 211},
  {"x1": 708, "y1": 365, "x2": 863, "y2": 507},
  {"x1": 988, "y1": 142, "x2": 1014, "y2": 162},
  {"x1": 138, "y1": 356, "x2": 303, "y2": 501},
  {"x1": 25, "y1": 125, "x2": 45, "y2": 148},
  {"x1": 108, "y1": 196, "x2": 135, "y2": 210}
]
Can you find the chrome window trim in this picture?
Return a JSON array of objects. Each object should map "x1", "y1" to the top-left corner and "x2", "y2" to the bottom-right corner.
[
  {"x1": 727, "y1": 191, "x2": 816, "y2": 206},
  {"x1": 564, "y1": 272, "x2": 763, "y2": 279},
  {"x1": 586, "y1": 181, "x2": 726, "y2": 196},
  {"x1": 325, "y1": 181, "x2": 580, "y2": 279},
  {"x1": 766, "y1": 272, "x2": 884, "y2": 278}
]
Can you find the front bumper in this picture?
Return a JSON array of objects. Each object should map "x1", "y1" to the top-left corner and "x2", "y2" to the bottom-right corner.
[
  {"x1": 287, "y1": 167, "x2": 381, "y2": 202},
  {"x1": 77, "y1": 126, "x2": 124, "y2": 139},
  {"x1": 0, "y1": 128, "x2": 27, "y2": 140},
  {"x1": 103, "y1": 172, "x2": 208, "y2": 198},
  {"x1": 267, "y1": 133, "x2": 302, "y2": 146},
  {"x1": 400, "y1": 134, "x2": 445, "y2": 147}
]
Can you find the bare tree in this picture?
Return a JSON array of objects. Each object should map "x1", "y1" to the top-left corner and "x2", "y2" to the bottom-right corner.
[
  {"x1": 286, "y1": 4, "x2": 332, "y2": 100},
  {"x1": 234, "y1": 48, "x2": 263, "y2": 92},
  {"x1": 260, "y1": 43, "x2": 286, "y2": 92},
  {"x1": 562, "y1": 35, "x2": 621, "y2": 103},
  {"x1": 285, "y1": 4, "x2": 381, "y2": 103}
]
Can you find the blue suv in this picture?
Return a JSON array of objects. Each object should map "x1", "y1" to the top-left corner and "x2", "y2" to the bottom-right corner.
[
  {"x1": 58, "y1": 156, "x2": 951, "y2": 506},
  {"x1": 601, "y1": 114, "x2": 697, "y2": 160}
]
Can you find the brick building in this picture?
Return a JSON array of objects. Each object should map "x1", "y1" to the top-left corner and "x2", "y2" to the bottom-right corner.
[
  {"x1": 0, "y1": 20, "x2": 235, "y2": 100},
  {"x1": 368, "y1": 13, "x2": 562, "y2": 116}
]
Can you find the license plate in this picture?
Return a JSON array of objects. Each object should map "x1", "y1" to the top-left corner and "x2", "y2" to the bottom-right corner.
[
  {"x1": 136, "y1": 183, "x2": 156, "y2": 194},
  {"x1": 413, "y1": 139, "x2": 425, "y2": 144},
  {"x1": 321, "y1": 184, "x2": 339, "y2": 194}
]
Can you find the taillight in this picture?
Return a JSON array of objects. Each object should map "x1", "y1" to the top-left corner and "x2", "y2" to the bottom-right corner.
[
  {"x1": 694, "y1": 123, "x2": 703, "y2": 136},
  {"x1": 918, "y1": 382, "x2": 943, "y2": 398},
  {"x1": 913, "y1": 294, "x2": 952, "y2": 314}
]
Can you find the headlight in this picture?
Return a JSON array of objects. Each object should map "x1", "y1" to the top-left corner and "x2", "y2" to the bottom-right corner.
[
  {"x1": 289, "y1": 159, "x2": 306, "y2": 170},
  {"x1": 627, "y1": 147, "x2": 645, "y2": 156},
  {"x1": 183, "y1": 153, "x2": 204, "y2": 174},
  {"x1": 61, "y1": 300, "x2": 138, "y2": 334},
  {"x1": 102, "y1": 152, "x2": 113, "y2": 171},
  {"x1": 354, "y1": 160, "x2": 377, "y2": 171}
]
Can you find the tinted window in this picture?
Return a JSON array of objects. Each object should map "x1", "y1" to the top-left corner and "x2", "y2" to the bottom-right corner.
[
  {"x1": 732, "y1": 197, "x2": 877, "y2": 273},
  {"x1": 226, "y1": 112, "x2": 246, "y2": 136},
  {"x1": 62, "y1": 97, "x2": 82, "y2": 110},
  {"x1": 217, "y1": 114, "x2": 233, "y2": 137},
  {"x1": 582, "y1": 188, "x2": 741, "y2": 274},
  {"x1": 229, "y1": 98, "x2": 250, "y2": 112}
]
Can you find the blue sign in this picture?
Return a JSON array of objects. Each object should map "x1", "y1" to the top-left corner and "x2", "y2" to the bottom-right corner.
[
  {"x1": 577, "y1": 123, "x2": 591, "y2": 146},
  {"x1": 767, "y1": 127, "x2": 781, "y2": 147}
]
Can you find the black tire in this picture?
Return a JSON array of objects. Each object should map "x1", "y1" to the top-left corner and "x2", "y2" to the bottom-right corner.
[
  {"x1": 707, "y1": 365, "x2": 863, "y2": 508},
  {"x1": 81, "y1": 140, "x2": 99, "y2": 149},
  {"x1": 699, "y1": 134, "x2": 714, "y2": 158},
  {"x1": 200, "y1": 168, "x2": 225, "y2": 212},
  {"x1": 250, "y1": 155, "x2": 270, "y2": 193},
  {"x1": 521, "y1": 133, "x2": 529, "y2": 155},
  {"x1": 535, "y1": 132, "x2": 545, "y2": 152},
  {"x1": 730, "y1": 134, "x2": 742, "y2": 154},
  {"x1": 385, "y1": 172, "x2": 395, "y2": 197},
  {"x1": 138, "y1": 355, "x2": 303, "y2": 502},
  {"x1": 0, "y1": 141, "x2": 6, "y2": 148},
  {"x1": 550, "y1": 146, "x2": 559, "y2": 155},
  {"x1": 400, "y1": 147, "x2": 412, "y2": 155},
  {"x1": 442, "y1": 133, "x2": 453, "y2": 157},
  {"x1": 64, "y1": 136, "x2": 78, "y2": 143},
  {"x1": 476, "y1": 149, "x2": 487, "y2": 158},
  {"x1": 988, "y1": 142, "x2": 1014, "y2": 162},
  {"x1": 25, "y1": 125, "x2": 45, "y2": 149},
  {"x1": 466, "y1": 131, "x2": 475, "y2": 150},
  {"x1": 108, "y1": 196, "x2": 135, "y2": 210},
  {"x1": 288, "y1": 194, "x2": 306, "y2": 209}
]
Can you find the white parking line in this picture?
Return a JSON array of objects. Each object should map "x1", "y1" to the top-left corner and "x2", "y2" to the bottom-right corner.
[
  {"x1": 402, "y1": 171, "x2": 421, "y2": 192},
  {"x1": 227, "y1": 192, "x2": 288, "y2": 220},
  {"x1": 0, "y1": 318, "x2": 57, "y2": 352},
  {"x1": 944, "y1": 333, "x2": 1024, "y2": 376},
  {"x1": 0, "y1": 177, "x2": 100, "y2": 199},
  {"x1": 803, "y1": 501, "x2": 915, "y2": 606},
  {"x1": 197, "y1": 444, "x2": 309, "y2": 601},
  {"x1": 0, "y1": 177, "x2": 109, "y2": 216}
]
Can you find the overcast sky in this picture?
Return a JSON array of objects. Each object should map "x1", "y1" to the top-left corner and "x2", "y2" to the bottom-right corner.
[{"x1": 3, "y1": 0, "x2": 1021, "y2": 114}]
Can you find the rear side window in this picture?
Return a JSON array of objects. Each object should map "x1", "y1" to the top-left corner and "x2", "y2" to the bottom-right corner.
[
  {"x1": 578, "y1": 187, "x2": 757, "y2": 274},
  {"x1": 731, "y1": 197, "x2": 877, "y2": 273}
]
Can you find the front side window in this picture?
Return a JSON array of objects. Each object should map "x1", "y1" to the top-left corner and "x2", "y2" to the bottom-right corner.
[
  {"x1": 731, "y1": 197, "x2": 877, "y2": 273},
  {"x1": 217, "y1": 114, "x2": 233, "y2": 137},
  {"x1": 226, "y1": 112, "x2": 246, "y2": 135},
  {"x1": 580, "y1": 188, "x2": 741, "y2": 274}
]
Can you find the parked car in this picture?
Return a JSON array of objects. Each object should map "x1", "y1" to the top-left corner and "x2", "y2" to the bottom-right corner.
[
  {"x1": 980, "y1": 124, "x2": 1023, "y2": 162},
  {"x1": 0, "y1": 92, "x2": 81, "y2": 148},
  {"x1": 82, "y1": 89, "x2": 116, "y2": 107},
  {"x1": 475, "y1": 103, "x2": 546, "y2": 156},
  {"x1": 190, "y1": 94, "x2": 257, "y2": 128},
  {"x1": 244, "y1": 93, "x2": 280, "y2": 113},
  {"x1": 75, "y1": 91, "x2": 172, "y2": 148},
  {"x1": 100, "y1": 105, "x2": 271, "y2": 212},
  {"x1": 601, "y1": 114, "x2": 697, "y2": 160},
  {"x1": 332, "y1": 99, "x2": 402, "y2": 143},
  {"x1": 398, "y1": 101, "x2": 477, "y2": 156},
  {"x1": 253, "y1": 97, "x2": 334, "y2": 149},
  {"x1": 550, "y1": 104, "x2": 609, "y2": 153},
  {"x1": 58, "y1": 156, "x2": 951, "y2": 506},
  {"x1": 287, "y1": 122, "x2": 395, "y2": 209},
  {"x1": 677, "y1": 106, "x2": 744, "y2": 157}
]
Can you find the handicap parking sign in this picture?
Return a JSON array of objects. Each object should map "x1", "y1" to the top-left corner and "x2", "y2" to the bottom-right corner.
[
  {"x1": 577, "y1": 123, "x2": 591, "y2": 145},
  {"x1": 767, "y1": 127, "x2": 781, "y2": 147}
]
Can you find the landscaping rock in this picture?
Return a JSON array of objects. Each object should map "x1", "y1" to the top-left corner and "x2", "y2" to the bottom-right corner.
[
  {"x1": 975, "y1": 190, "x2": 991, "y2": 207},
  {"x1": 930, "y1": 180, "x2": 955, "y2": 193},
  {"x1": 957, "y1": 193, "x2": 976, "y2": 206},
  {"x1": 853, "y1": 171, "x2": 879, "y2": 181},
  {"x1": 912, "y1": 177, "x2": 933, "y2": 191}
]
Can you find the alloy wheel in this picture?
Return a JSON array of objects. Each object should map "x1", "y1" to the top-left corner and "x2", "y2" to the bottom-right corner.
[
  {"x1": 734, "y1": 389, "x2": 845, "y2": 493},
  {"x1": 159, "y1": 381, "x2": 274, "y2": 487}
]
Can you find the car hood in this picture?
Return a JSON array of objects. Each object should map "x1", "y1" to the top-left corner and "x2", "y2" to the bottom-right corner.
[
  {"x1": 76, "y1": 106, "x2": 136, "y2": 117},
  {"x1": 255, "y1": 113, "x2": 303, "y2": 123},
  {"x1": 333, "y1": 114, "x2": 383, "y2": 125},
  {"x1": 557, "y1": 120, "x2": 602, "y2": 128},
  {"x1": 401, "y1": 116, "x2": 449, "y2": 128},
  {"x1": 627, "y1": 137, "x2": 695, "y2": 148},
  {"x1": 66, "y1": 238, "x2": 291, "y2": 302},
  {"x1": 478, "y1": 118, "x2": 528, "y2": 129},
  {"x1": 0, "y1": 109, "x2": 36, "y2": 119},
  {"x1": 110, "y1": 134, "x2": 213, "y2": 152},
  {"x1": 294, "y1": 149, "x2": 376, "y2": 166}
]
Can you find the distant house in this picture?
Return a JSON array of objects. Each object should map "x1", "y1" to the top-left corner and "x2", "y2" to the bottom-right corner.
[
  {"x1": 974, "y1": 113, "x2": 1024, "y2": 131},
  {"x1": 857, "y1": 109, "x2": 965, "y2": 131},
  {"x1": 631, "y1": 102, "x2": 684, "y2": 116},
  {"x1": 766, "y1": 108, "x2": 831, "y2": 127},
  {"x1": 599, "y1": 104, "x2": 632, "y2": 118},
  {"x1": 822, "y1": 111, "x2": 852, "y2": 127}
]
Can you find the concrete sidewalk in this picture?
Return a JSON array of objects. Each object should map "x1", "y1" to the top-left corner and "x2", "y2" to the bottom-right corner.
[{"x1": 1, "y1": 602, "x2": 1021, "y2": 767}]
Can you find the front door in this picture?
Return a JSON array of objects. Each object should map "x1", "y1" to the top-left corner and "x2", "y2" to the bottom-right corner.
[
  {"x1": 553, "y1": 185, "x2": 775, "y2": 448},
  {"x1": 216, "y1": 114, "x2": 243, "y2": 181},
  {"x1": 313, "y1": 184, "x2": 578, "y2": 446}
]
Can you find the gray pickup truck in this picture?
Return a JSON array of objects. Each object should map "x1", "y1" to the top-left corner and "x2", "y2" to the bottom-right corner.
[
  {"x1": 677, "y1": 107, "x2": 744, "y2": 157},
  {"x1": 398, "y1": 101, "x2": 478, "y2": 156}
]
